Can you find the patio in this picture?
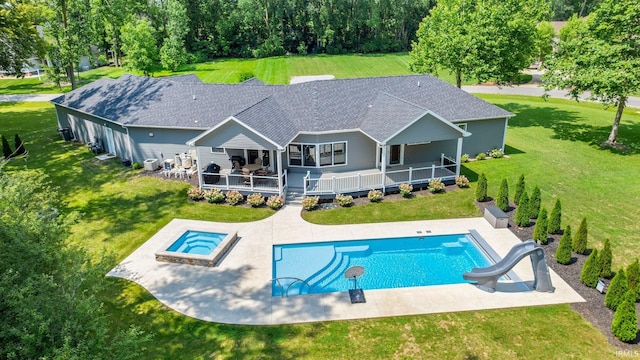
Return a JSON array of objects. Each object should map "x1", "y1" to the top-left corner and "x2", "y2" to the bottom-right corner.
[{"x1": 107, "y1": 206, "x2": 584, "y2": 325}]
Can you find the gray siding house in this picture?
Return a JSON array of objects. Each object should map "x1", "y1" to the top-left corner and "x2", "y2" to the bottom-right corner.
[{"x1": 51, "y1": 74, "x2": 513, "y2": 197}]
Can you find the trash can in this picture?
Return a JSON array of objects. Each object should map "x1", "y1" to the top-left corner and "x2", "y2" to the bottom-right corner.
[
  {"x1": 121, "y1": 159, "x2": 132, "y2": 167},
  {"x1": 58, "y1": 128, "x2": 72, "y2": 141},
  {"x1": 204, "y1": 162, "x2": 221, "y2": 184}
]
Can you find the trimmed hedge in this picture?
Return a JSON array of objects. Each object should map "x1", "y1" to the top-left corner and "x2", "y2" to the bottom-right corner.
[
  {"x1": 548, "y1": 199, "x2": 562, "y2": 235},
  {"x1": 515, "y1": 191, "x2": 530, "y2": 227},
  {"x1": 605, "y1": 268, "x2": 628, "y2": 311},
  {"x1": 533, "y1": 207, "x2": 549, "y2": 244},
  {"x1": 626, "y1": 258, "x2": 640, "y2": 302},
  {"x1": 555, "y1": 225, "x2": 572, "y2": 265},
  {"x1": 475, "y1": 173, "x2": 488, "y2": 202},
  {"x1": 528, "y1": 186, "x2": 541, "y2": 219},
  {"x1": 496, "y1": 178, "x2": 509, "y2": 211},
  {"x1": 598, "y1": 239, "x2": 613, "y2": 279},
  {"x1": 572, "y1": 217, "x2": 588, "y2": 255},
  {"x1": 580, "y1": 248, "x2": 599, "y2": 288},
  {"x1": 612, "y1": 290, "x2": 639, "y2": 342},
  {"x1": 513, "y1": 174, "x2": 525, "y2": 205}
]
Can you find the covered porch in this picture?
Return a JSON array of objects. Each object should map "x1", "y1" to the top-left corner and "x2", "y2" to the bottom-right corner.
[{"x1": 298, "y1": 154, "x2": 457, "y2": 196}]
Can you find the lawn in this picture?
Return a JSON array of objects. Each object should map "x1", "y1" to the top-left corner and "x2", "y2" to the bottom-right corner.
[
  {"x1": 1, "y1": 98, "x2": 627, "y2": 358},
  {"x1": 0, "y1": 53, "x2": 483, "y2": 94}
]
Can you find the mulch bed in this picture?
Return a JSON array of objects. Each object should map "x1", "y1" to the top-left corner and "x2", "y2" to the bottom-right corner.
[{"x1": 475, "y1": 199, "x2": 640, "y2": 350}]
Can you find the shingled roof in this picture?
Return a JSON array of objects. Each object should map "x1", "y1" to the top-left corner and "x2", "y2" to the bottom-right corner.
[{"x1": 51, "y1": 74, "x2": 512, "y2": 146}]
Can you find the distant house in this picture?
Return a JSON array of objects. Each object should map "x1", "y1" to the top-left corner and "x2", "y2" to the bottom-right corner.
[{"x1": 51, "y1": 74, "x2": 512, "y2": 197}]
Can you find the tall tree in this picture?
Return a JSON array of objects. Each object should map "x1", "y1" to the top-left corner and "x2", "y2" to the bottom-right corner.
[
  {"x1": 42, "y1": 0, "x2": 93, "y2": 89},
  {"x1": 90, "y1": 0, "x2": 142, "y2": 67},
  {"x1": 120, "y1": 18, "x2": 158, "y2": 76},
  {"x1": 160, "y1": 0, "x2": 189, "y2": 71},
  {"x1": 533, "y1": 21, "x2": 556, "y2": 66},
  {"x1": 410, "y1": 0, "x2": 549, "y2": 87},
  {"x1": 0, "y1": 1, "x2": 46, "y2": 74},
  {"x1": 0, "y1": 166, "x2": 150, "y2": 358},
  {"x1": 543, "y1": 0, "x2": 640, "y2": 147}
]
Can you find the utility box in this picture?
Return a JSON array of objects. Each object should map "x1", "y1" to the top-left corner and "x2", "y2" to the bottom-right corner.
[
  {"x1": 144, "y1": 158, "x2": 158, "y2": 171},
  {"x1": 484, "y1": 206, "x2": 508, "y2": 228}
]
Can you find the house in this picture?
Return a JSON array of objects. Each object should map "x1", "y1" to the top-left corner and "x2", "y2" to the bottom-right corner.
[{"x1": 51, "y1": 74, "x2": 513, "y2": 197}]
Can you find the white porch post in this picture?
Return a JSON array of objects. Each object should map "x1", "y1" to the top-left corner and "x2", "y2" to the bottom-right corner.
[
  {"x1": 277, "y1": 148, "x2": 284, "y2": 196},
  {"x1": 380, "y1": 144, "x2": 387, "y2": 192},
  {"x1": 195, "y1": 146, "x2": 203, "y2": 189},
  {"x1": 455, "y1": 137, "x2": 463, "y2": 176}
]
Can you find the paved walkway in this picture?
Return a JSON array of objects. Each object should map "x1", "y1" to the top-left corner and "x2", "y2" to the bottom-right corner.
[{"x1": 108, "y1": 205, "x2": 583, "y2": 325}]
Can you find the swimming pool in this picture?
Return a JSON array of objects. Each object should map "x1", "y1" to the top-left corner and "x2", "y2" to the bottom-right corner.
[{"x1": 272, "y1": 234, "x2": 493, "y2": 296}]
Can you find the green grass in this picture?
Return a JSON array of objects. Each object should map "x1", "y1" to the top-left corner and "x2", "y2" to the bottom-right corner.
[
  {"x1": 1, "y1": 99, "x2": 625, "y2": 358},
  {"x1": 0, "y1": 53, "x2": 486, "y2": 94}
]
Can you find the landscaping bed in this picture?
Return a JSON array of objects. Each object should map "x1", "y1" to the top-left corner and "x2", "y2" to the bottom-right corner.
[{"x1": 475, "y1": 200, "x2": 640, "y2": 350}]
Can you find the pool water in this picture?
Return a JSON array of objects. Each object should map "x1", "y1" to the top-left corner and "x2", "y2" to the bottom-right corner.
[
  {"x1": 272, "y1": 234, "x2": 492, "y2": 296},
  {"x1": 167, "y1": 231, "x2": 227, "y2": 255}
]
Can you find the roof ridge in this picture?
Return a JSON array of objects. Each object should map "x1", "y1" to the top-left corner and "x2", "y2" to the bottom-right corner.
[
  {"x1": 380, "y1": 92, "x2": 429, "y2": 111},
  {"x1": 233, "y1": 94, "x2": 276, "y2": 117}
]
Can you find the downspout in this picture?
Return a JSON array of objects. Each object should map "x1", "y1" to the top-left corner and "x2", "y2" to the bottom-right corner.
[{"x1": 502, "y1": 117, "x2": 509, "y2": 153}]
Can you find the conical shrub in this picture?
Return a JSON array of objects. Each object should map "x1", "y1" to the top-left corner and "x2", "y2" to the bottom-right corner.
[
  {"x1": 475, "y1": 173, "x2": 488, "y2": 202},
  {"x1": 572, "y1": 217, "x2": 588, "y2": 255},
  {"x1": 528, "y1": 186, "x2": 541, "y2": 219},
  {"x1": 514, "y1": 174, "x2": 525, "y2": 205},
  {"x1": 2, "y1": 135, "x2": 12, "y2": 159},
  {"x1": 13, "y1": 134, "x2": 26, "y2": 156},
  {"x1": 515, "y1": 191, "x2": 530, "y2": 227},
  {"x1": 555, "y1": 225, "x2": 572, "y2": 265},
  {"x1": 548, "y1": 199, "x2": 562, "y2": 235},
  {"x1": 496, "y1": 178, "x2": 509, "y2": 211},
  {"x1": 605, "y1": 268, "x2": 628, "y2": 311},
  {"x1": 626, "y1": 258, "x2": 640, "y2": 302},
  {"x1": 612, "y1": 290, "x2": 639, "y2": 343},
  {"x1": 598, "y1": 239, "x2": 613, "y2": 279},
  {"x1": 533, "y1": 207, "x2": 549, "y2": 244},
  {"x1": 580, "y1": 248, "x2": 599, "y2": 288}
]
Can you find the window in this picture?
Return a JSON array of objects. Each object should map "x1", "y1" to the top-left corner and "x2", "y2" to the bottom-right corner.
[
  {"x1": 211, "y1": 147, "x2": 225, "y2": 153},
  {"x1": 288, "y1": 141, "x2": 347, "y2": 167},
  {"x1": 289, "y1": 144, "x2": 301, "y2": 166}
]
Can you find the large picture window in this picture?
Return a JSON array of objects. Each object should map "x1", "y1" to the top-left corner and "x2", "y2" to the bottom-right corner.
[{"x1": 288, "y1": 141, "x2": 347, "y2": 167}]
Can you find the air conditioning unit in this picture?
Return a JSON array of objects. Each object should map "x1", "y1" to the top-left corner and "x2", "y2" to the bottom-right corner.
[{"x1": 144, "y1": 158, "x2": 159, "y2": 171}]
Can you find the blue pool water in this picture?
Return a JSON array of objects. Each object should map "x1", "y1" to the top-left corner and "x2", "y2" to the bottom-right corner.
[
  {"x1": 272, "y1": 234, "x2": 493, "y2": 296},
  {"x1": 167, "y1": 231, "x2": 227, "y2": 255}
]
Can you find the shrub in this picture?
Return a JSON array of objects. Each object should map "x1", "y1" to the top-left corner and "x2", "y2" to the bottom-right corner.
[
  {"x1": 428, "y1": 178, "x2": 445, "y2": 193},
  {"x1": 475, "y1": 152, "x2": 487, "y2": 160},
  {"x1": 528, "y1": 186, "x2": 541, "y2": 219},
  {"x1": 302, "y1": 195, "x2": 319, "y2": 210},
  {"x1": 131, "y1": 162, "x2": 143, "y2": 170},
  {"x1": 580, "y1": 248, "x2": 600, "y2": 288},
  {"x1": 555, "y1": 225, "x2": 573, "y2": 265},
  {"x1": 2, "y1": 135, "x2": 12, "y2": 159},
  {"x1": 515, "y1": 191, "x2": 530, "y2": 227},
  {"x1": 455, "y1": 175, "x2": 469, "y2": 188},
  {"x1": 547, "y1": 199, "x2": 562, "y2": 234},
  {"x1": 204, "y1": 188, "x2": 225, "y2": 203},
  {"x1": 225, "y1": 190, "x2": 244, "y2": 206},
  {"x1": 513, "y1": 174, "x2": 525, "y2": 205},
  {"x1": 626, "y1": 258, "x2": 640, "y2": 302},
  {"x1": 367, "y1": 189, "x2": 383, "y2": 202},
  {"x1": 496, "y1": 179, "x2": 509, "y2": 211},
  {"x1": 247, "y1": 193, "x2": 265, "y2": 207},
  {"x1": 598, "y1": 239, "x2": 613, "y2": 279},
  {"x1": 266, "y1": 195, "x2": 284, "y2": 210},
  {"x1": 605, "y1": 268, "x2": 628, "y2": 311},
  {"x1": 238, "y1": 71, "x2": 255, "y2": 82},
  {"x1": 572, "y1": 217, "x2": 588, "y2": 255},
  {"x1": 187, "y1": 187, "x2": 205, "y2": 201},
  {"x1": 335, "y1": 194, "x2": 353, "y2": 207},
  {"x1": 475, "y1": 173, "x2": 488, "y2": 202},
  {"x1": 488, "y1": 148, "x2": 504, "y2": 158},
  {"x1": 612, "y1": 290, "x2": 639, "y2": 342},
  {"x1": 460, "y1": 154, "x2": 470, "y2": 163},
  {"x1": 533, "y1": 207, "x2": 549, "y2": 244},
  {"x1": 398, "y1": 183, "x2": 413, "y2": 197},
  {"x1": 14, "y1": 134, "x2": 26, "y2": 156}
]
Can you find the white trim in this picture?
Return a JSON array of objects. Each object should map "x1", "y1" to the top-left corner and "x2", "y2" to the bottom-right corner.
[
  {"x1": 383, "y1": 110, "x2": 470, "y2": 144},
  {"x1": 210, "y1": 147, "x2": 225, "y2": 153},
  {"x1": 502, "y1": 118, "x2": 508, "y2": 152},
  {"x1": 387, "y1": 144, "x2": 404, "y2": 166},
  {"x1": 457, "y1": 123, "x2": 468, "y2": 131},
  {"x1": 105, "y1": 127, "x2": 116, "y2": 154},
  {"x1": 126, "y1": 124, "x2": 207, "y2": 130},
  {"x1": 125, "y1": 127, "x2": 133, "y2": 161},
  {"x1": 287, "y1": 141, "x2": 348, "y2": 168},
  {"x1": 186, "y1": 116, "x2": 282, "y2": 149},
  {"x1": 452, "y1": 115, "x2": 515, "y2": 123}
]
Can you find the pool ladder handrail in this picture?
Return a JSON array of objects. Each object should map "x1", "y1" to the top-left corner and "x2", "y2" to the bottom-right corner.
[{"x1": 271, "y1": 277, "x2": 311, "y2": 297}]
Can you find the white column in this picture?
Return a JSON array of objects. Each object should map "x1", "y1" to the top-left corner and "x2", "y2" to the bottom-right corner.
[
  {"x1": 380, "y1": 144, "x2": 387, "y2": 192},
  {"x1": 456, "y1": 137, "x2": 463, "y2": 176},
  {"x1": 277, "y1": 148, "x2": 284, "y2": 196}
]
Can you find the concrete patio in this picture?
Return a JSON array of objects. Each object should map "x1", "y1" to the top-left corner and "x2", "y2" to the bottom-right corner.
[{"x1": 108, "y1": 206, "x2": 584, "y2": 325}]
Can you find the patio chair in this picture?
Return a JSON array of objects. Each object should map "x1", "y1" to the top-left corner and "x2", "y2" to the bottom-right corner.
[{"x1": 242, "y1": 168, "x2": 252, "y2": 185}]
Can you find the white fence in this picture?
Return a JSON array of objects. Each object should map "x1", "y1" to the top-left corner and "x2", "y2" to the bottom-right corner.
[{"x1": 201, "y1": 171, "x2": 287, "y2": 196}]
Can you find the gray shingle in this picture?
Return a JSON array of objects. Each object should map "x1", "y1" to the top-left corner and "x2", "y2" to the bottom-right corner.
[{"x1": 52, "y1": 73, "x2": 512, "y2": 146}]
